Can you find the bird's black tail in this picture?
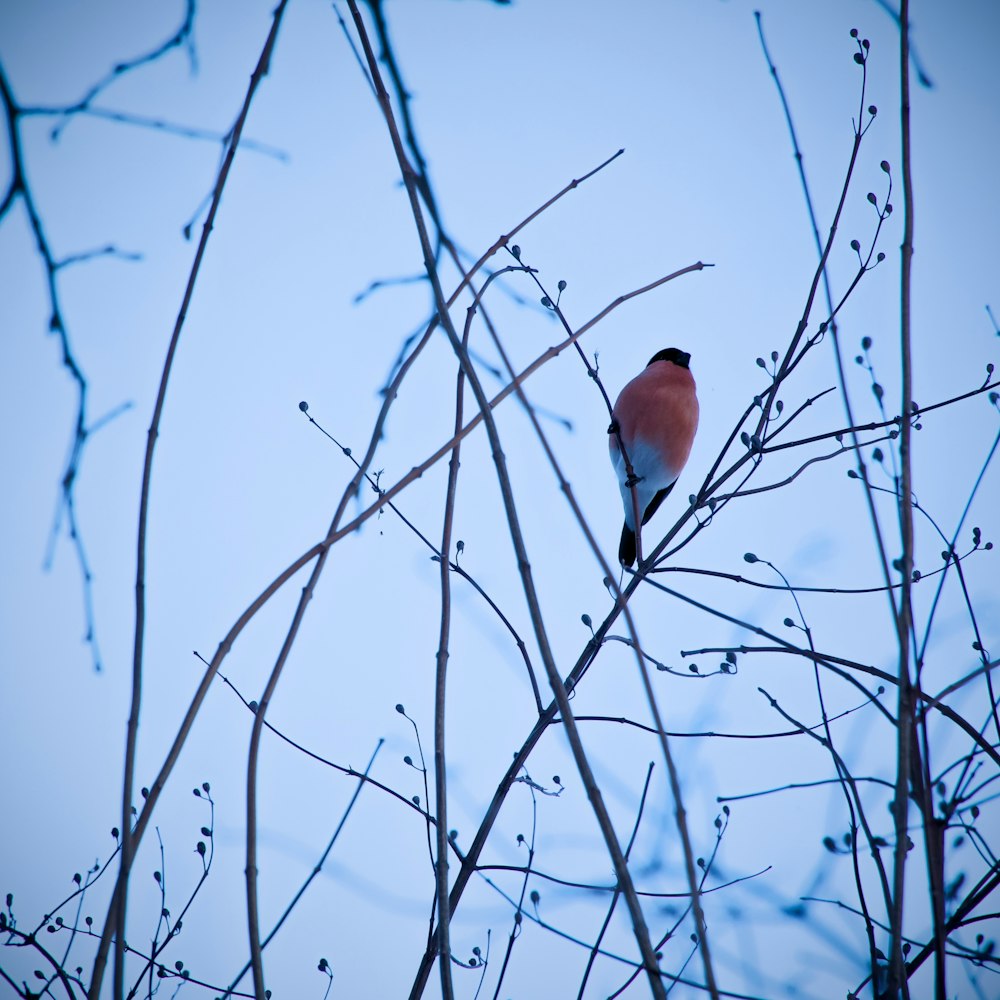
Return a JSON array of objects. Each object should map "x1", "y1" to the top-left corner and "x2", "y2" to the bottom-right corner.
[
  {"x1": 618, "y1": 481, "x2": 678, "y2": 567},
  {"x1": 619, "y1": 523, "x2": 637, "y2": 567}
]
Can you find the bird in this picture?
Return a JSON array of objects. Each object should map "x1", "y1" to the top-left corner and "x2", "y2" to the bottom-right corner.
[{"x1": 608, "y1": 347, "x2": 699, "y2": 567}]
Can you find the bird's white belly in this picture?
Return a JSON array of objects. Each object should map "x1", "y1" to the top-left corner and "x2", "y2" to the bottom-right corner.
[{"x1": 612, "y1": 437, "x2": 678, "y2": 529}]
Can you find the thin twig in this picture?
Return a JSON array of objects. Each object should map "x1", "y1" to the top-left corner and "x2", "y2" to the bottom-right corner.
[
  {"x1": 345, "y1": 6, "x2": 672, "y2": 996},
  {"x1": 888, "y1": 3, "x2": 920, "y2": 995},
  {"x1": 577, "y1": 763, "x2": 656, "y2": 998},
  {"x1": 92, "y1": 5, "x2": 291, "y2": 997},
  {"x1": 427, "y1": 301, "x2": 471, "y2": 1000},
  {"x1": 220, "y1": 741, "x2": 382, "y2": 998}
]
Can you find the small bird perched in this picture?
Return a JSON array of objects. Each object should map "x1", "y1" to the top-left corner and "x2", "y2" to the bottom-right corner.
[{"x1": 608, "y1": 347, "x2": 699, "y2": 567}]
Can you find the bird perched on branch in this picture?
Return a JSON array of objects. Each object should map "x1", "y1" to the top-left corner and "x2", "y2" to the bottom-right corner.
[{"x1": 608, "y1": 347, "x2": 699, "y2": 567}]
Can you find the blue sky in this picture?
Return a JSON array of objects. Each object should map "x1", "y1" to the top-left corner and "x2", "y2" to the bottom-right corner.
[{"x1": 1, "y1": 1, "x2": 998, "y2": 997}]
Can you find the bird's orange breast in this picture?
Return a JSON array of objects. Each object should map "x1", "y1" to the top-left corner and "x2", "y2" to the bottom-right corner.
[{"x1": 609, "y1": 361, "x2": 699, "y2": 482}]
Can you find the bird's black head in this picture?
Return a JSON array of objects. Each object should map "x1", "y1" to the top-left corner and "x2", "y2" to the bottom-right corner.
[{"x1": 647, "y1": 347, "x2": 691, "y2": 369}]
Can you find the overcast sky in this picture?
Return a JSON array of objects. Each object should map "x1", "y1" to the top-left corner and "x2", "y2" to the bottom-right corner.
[{"x1": 1, "y1": 2, "x2": 998, "y2": 998}]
